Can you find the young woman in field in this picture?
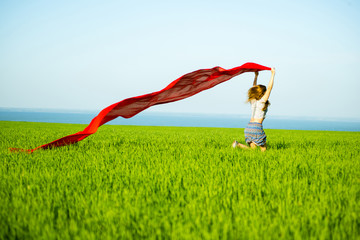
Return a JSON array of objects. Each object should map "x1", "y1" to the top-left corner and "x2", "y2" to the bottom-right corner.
[{"x1": 232, "y1": 67, "x2": 275, "y2": 152}]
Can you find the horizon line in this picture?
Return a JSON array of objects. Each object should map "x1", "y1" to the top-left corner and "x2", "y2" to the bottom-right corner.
[{"x1": 1, "y1": 106, "x2": 360, "y2": 123}]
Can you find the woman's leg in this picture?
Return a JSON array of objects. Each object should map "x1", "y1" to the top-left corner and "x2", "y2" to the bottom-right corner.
[
  {"x1": 249, "y1": 142, "x2": 257, "y2": 149},
  {"x1": 259, "y1": 143, "x2": 267, "y2": 152},
  {"x1": 237, "y1": 142, "x2": 249, "y2": 149},
  {"x1": 238, "y1": 142, "x2": 266, "y2": 151},
  {"x1": 236, "y1": 142, "x2": 257, "y2": 150}
]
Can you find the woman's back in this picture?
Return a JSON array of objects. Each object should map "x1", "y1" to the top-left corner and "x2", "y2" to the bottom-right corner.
[{"x1": 250, "y1": 97, "x2": 268, "y2": 120}]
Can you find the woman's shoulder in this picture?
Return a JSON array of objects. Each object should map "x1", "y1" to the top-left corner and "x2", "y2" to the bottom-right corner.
[{"x1": 258, "y1": 95, "x2": 267, "y2": 103}]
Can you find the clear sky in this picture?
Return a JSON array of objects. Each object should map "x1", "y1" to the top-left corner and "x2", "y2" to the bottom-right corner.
[{"x1": 1, "y1": 0, "x2": 359, "y2": 120}]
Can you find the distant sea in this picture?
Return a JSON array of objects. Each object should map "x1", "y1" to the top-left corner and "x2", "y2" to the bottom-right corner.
[{"x1": 0, "y1": 108, "x2": 359, "y2": 132}]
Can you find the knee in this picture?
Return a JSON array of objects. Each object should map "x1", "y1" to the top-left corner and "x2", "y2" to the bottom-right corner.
[
  {"x1": 260, "y1": 145, "x2": 267, "y2": 152},
  {"x1": 250, "y1": 143, "x2": 257, "y2": 149}
]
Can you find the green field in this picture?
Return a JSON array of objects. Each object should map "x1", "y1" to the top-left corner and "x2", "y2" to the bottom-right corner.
[{"x1": 1, "y1": 121, "x2": 359, "y2": 239}]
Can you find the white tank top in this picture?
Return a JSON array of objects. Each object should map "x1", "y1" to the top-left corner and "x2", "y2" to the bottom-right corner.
[{"x1": 250, "y1": 97, "x2": 268, "y2": 119}]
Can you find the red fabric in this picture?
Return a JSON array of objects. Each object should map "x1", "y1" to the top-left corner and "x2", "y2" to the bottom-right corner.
[{"x1": 10, "y1": 62, "x2": 271, "y2": 153}]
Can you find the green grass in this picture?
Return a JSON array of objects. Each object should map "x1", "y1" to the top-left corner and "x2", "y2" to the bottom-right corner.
[{"x1": 1, "y1": 121, "x2": 359, "y2": 239}]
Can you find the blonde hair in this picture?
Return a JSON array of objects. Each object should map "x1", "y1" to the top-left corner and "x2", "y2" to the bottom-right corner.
[{"x1": 247, "y1": 85, "x2": 270, "y2": 111}]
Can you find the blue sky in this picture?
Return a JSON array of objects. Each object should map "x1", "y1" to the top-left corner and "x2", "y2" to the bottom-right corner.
[{"x1": 1, "y1": 0, "x2": 359, "y2": 120}]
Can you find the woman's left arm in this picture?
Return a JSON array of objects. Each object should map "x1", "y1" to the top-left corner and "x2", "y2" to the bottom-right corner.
[{"x1": 262, "y1": 68, "x2": 275, "y2": 101}]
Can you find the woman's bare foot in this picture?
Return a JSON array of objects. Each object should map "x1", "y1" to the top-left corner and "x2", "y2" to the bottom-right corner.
[{"x1": 232, "y1": 140, "x2": 250, "y2": 149}]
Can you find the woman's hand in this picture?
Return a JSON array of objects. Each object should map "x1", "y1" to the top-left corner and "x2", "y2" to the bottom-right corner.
[
  {"x1": 255, "y1": 71, "x2": 259, "y2": 77},
  {"x1": 271, "y1": 68, "x2": 275, "y2": 74}
]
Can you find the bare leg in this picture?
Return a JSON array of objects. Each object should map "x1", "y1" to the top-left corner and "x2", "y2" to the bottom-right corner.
[
  {"x1": 233, "y1": 140, "x2": 267, "y2": 151},
  {"x1": 242, "y1": 142, "x2": 266, "y2": 151},
  {"x1": 249, "y1": 142, "x2": 257, "y2": 149},
  {"x1": 237, "y1": 142, "x2": 250, "y2": 149},
  {"x1": 237, "y1": 142, "x2": 257, "y2": 150},
  {"x1": 259, "y1": 143, "x2": 267, "y2": 152}
]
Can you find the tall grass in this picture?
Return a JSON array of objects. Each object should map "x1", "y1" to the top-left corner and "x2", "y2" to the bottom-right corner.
[{"x1": 1, "y1": 121, "x2": 359, "y2": 239}]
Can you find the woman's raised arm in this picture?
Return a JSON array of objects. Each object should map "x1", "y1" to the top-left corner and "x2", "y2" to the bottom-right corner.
[
  {"x1": 262, "y1": 68, "x2": 275, "y2": 101},
  {"x1": 253, "y1": 71, "x2": 259, "y2": 86}
]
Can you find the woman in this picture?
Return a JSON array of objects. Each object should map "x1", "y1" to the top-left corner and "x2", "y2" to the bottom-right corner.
[{"x1": 232, "y1": 67, "x2": 275, "y2": 152}]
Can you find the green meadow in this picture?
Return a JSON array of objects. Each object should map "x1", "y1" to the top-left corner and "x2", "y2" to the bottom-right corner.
[{"x1": 0, "y1": 121, "x2": 359, "y2": 239}]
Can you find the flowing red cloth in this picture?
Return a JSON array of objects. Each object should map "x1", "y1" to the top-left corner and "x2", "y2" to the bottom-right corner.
[{"x1": 10, "y1": 62, "x2": 271, "y2": 153}]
